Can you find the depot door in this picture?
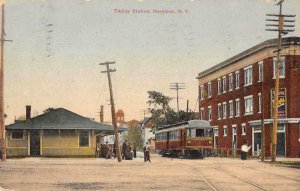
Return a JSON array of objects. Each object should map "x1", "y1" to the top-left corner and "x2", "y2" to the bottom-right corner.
[{"x1": 30, "y1": 130, "x2": 40, "y2": 156}]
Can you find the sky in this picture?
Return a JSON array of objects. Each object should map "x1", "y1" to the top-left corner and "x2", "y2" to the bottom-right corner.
[{"x1": 3, "y1": 0, "x2": 300, "y2": 124}]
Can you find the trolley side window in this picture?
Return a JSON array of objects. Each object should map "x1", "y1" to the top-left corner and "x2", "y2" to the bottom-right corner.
[
  {"x1": 156, "y1": 132, "x2": 168, "y2": 141},
  {"x1": 169, "y1": 130, "x2": 179, "y2": 141}
]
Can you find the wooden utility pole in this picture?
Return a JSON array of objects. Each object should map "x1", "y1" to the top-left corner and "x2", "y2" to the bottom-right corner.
[
  {"x1": 170, "y1": 83, "x2": 185, "y2": 113},
  {"x1": 100, "y1": 61, "x2": 122, "y2": 162},
  {"x1": 97, "y1": 105, "x2": 104, "y2": 123},
  {"x1": 265, "y1": 0, "x2": 295, "y2": 162},
  {"x1": 0, "y1": 4, "x2": 6, "y2": 162}
]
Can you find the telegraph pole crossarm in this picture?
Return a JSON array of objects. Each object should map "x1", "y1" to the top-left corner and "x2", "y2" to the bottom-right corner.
[
  {"x1": 170, "y1": 83, "x2": 185, "y2": 114},
  {"x1": 100, "y1": 61, "x2": 122, "y2": 162}
]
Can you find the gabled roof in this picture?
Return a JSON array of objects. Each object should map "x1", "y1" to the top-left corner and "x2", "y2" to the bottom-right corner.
[
  {"x1": 140, "y1": 117, "x2": 151, "y2": 125},
  {"x1": 5, "y1": 108, "x2": 125, "y2": 132}
]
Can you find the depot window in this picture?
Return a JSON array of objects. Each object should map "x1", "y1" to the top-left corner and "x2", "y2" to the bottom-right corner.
[
  {"x1": 79, "y1": 130, "x2": 90, "y2": 147},
  {"x1": 10, "y1": 130, "x2": 24, "y2": 140}
]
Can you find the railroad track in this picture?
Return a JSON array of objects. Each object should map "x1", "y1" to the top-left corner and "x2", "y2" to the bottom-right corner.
[
  {"x1": 184, "y1": 163, "x2": 267, "y2": 191},
  {"x1": 213, "y1": 167, "x2": 267, "y2": 191},
  {"x1": 190, "y1": 167, "x2": 218, "y2": 191}
]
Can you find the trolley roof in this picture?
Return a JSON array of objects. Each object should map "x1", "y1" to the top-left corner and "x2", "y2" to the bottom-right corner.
[{"x1": 155, "y1": 120, "x2": 211, "y2": 134}]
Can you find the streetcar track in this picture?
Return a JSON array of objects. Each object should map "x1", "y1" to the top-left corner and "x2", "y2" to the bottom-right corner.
[
  {"x1": 190, "y1": 167, "x2": 218, "y2": 191},
  {"x1": 244, "y1": 166, "x2": 300, "y2": 183},
  {"x1": 213, "y1": 167, "x2": 267, "y2": 191}
]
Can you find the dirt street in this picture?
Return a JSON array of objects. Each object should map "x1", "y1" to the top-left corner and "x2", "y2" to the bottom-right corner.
[{"x1": 0, "y1": 154, "x2": 299, "y2": 191}]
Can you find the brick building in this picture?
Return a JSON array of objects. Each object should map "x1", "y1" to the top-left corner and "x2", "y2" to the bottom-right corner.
[{"x1": 197, "y1": 37, "x2": 300, "y2": 158}]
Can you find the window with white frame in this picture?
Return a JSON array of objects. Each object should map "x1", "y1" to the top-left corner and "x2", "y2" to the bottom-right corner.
[
  {"x1": 217, "y1": 103, "x2": 222, "y2": 119},
  {"x1": 258, "y1": 93, "x2": 262, "y2": 113},
  {"x1": 229, "y1": 100, "x2": 233, "y2": 117},
  {"x1": 228, "y1": 74, "x2": 233, "y2": 91},
  {"x1": 200, "y1": 107, "x2": 204, "y2": 120},
  {"x1": 235, "y1": 99, "x2": 240, "y2": 117},
  {"x1": 207, "y1": 82, "x2": 212, "y2": 97},
  {"x1": 217, "y1": 78, "x2": 222, "y2": 94},
  {"x1": 222, "y1": 76, "x2": 226, "y2": 93},
  {"x1": 242, "y1": 124, "x2": 246, "y2": 135},
  {"x1": 214, "y1": 128, "x2": 218, "y2": 136},
  {"x1": 208, "y1": 106, "x2": 212, "y2": 121},
  {"x1": 200, "y1": 85, "x2": 204, "y2": 100},
  {"x1": 244, "y1": 95, "x2": 253, "y2": 115},
  {"x1": 258, "y1": 61, "x2": 263, "y2": 82},
  {"x1": 223, "y1": 102, "x2": 227, "y2": 119},
  {"x1": 223, "y1": 126, "x2": 227, "y2": 137},
  {"x1": 244, "y1": 65, "x2": 253, "y2": 86},
  {"x1": 235, "y1": 71, "x2": 240, "y2": 89},
  {"x1": 273, "y1": 56, "x2": 285, "y2": 78}
]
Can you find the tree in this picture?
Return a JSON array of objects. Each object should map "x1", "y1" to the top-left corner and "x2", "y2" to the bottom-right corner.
[
  {"x1": 43, "y1": 107, "x2": 55, "y2": 113},
  {"x1": 147, "y1": 91, "x2": 195, "y2": 132},
  {"x1": 124, "y1": 124, "x2": 143, "y2": 151},
  {"x1": 147, "y1": 91, "x2": 178, "y2": 132}
]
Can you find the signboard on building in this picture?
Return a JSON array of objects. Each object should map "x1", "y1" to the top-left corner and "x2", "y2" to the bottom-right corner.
[{"x1": 271, "y1": 88, "x2": 286, "y2": 118}]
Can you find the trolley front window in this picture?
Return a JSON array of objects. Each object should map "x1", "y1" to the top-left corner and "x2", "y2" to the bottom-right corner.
[{"x1": 187, "y1": 128, "x2": 211, "y2": 138}]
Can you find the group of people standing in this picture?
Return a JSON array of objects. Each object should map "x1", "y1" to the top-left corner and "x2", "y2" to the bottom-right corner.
[
  {"x1": 121, "y1": 140, "x2": 136, "y2": 160},
  {"x1": 96, "y1": 139, "x2": 151, "y2": 162},
  {"x1": 96, "y1": 142, "x2": 114, "y2": 159}
]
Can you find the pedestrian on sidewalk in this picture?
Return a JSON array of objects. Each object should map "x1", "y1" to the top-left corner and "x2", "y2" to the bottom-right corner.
[
  {"x1": 133, "y1": 143, "x2": 137, "y2": 158},
  {"x1": 241, "y1": 141, "x2": 251, "y2": 160},
  {"x1": 144, "y1": 142, "x2": 151, "y2": 162},
  {"x1": 113, "y1": 141, "x2": 117, "y2": 158}
]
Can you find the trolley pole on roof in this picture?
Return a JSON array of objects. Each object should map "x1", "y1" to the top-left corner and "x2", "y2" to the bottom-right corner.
[
  {"x1": 100, "y1": 61, "x2": 122, "y2": 162},
  {"x1": 265, "y1": 0, "x2": 295, "y2": 162}
]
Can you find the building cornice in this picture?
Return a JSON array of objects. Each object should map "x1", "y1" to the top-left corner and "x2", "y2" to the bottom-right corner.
[{"x1": 196, "y1": 37, "x2": 300, "y2": 80}]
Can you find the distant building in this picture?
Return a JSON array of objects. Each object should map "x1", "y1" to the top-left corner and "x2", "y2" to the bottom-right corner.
[
  {"x1": 140, "y1": 117, "x2": 155, "y2": 150},
  {"x1": 197, "y1": 37, "x2": 300, "y2": 158},
  {"x1": 103, "y1": 109, "x2": 138, "y2": 144},
  {"x1": 5, "y1": 106, "x2": 125, "y2": 157}
]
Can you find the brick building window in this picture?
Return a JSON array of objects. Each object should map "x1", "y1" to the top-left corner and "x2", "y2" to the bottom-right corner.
[
  {"x1": 258, "y1": 93, "x2": 262, "y2": 113},
  {"x1": 217, "y1": 78, "x2": 222, "y2": 94},
  {"x1": 223, "y1": 102, "x2": 227, "y2": 119},
  {"x1": 207, "y1": 82, "x2": 212, "y2": 98},
  {"x1": 223, "y1": 126, "x2": 227, "y2": 137},
  {"x1": 235, "y1": 71, "x2": 240, "y2": 89},
  {"x1": 242, "y1": 124, "x2": 246, "y2": 135},
  {"x1": 235, "y1": 98, "x2": 240, "y2": 117},
  {"x1": 244, "y1": 95, "x2": 253, "y2": 115},
  {"x1": 200, "y1": 85, "x2": 204, "y2": 100},
  {"x1": 229, "y1": 100, "x2": 233, "y2": 117},
  {"x1": 244, "y1": 65, "x2": 253, "y2": 86},
  {"x1": 228, "y1": 73, "x2": 233, "y2": 91},
  {"x1": 273, "y1": 56, "x2": 285, "y2": 79},
  {"x1": 217, "y1": 103, "x2": 222, "y2": 120},
  {"x1": 258, "y1": 61, "x2": 263, "y2": 82},
  {"x1": 208, "y1": 106, "x2": 212, "y2": 121},
  {"x1": 200, "y1": 107, "x2": 204, "y2": 120},
  {"x1": 222, "y1": 76, "x2": 226, "y2": 93}
]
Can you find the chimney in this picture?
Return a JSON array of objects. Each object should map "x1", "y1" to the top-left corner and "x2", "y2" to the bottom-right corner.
[
  {"x1": 100, "y1": 105, "x2": 104, "y2": 123},
  {"x1": 26, "y1": 105, "x2": 31, "y2": 120}
]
